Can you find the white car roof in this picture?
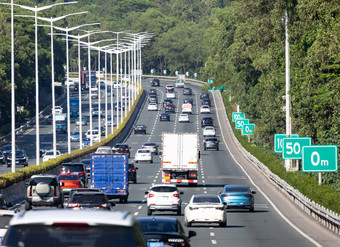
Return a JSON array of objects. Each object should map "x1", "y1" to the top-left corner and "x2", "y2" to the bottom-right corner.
[
  {"x1": 151, "y1": 184, "x2": 177, "y2": 188},
  {"x1": 9, "y1": 210, "x2": 134, "y2": 227}
]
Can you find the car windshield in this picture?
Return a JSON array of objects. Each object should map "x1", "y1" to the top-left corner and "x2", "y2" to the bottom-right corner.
[
  {"x1": 61, "y1": 165, "x2": 84, "y2": 173},
  {"x1": 143, "y1": 143, "x2": 156, "y2": 147},
  {"x1": 193, "y1": 195, "x2": 220, "y2": 203},
  {"x1": 116, "y1": 144, "x2": 128, "y2": 149},
  {"x1": 45, "y1": 151, "x2": 58, "y2": 156},
  {"x1": 224, "y1": 186, "x2": 249, "y2": 193},
  {"x1": 139, "y1": 221, "x2": 177, "y2": 233},
  {"x1": 71, "y1": 194, "x2": 107, "y2": 204},
  {"x1": 58, "y1": 175, "x2": 79, "y2": 181},
  {"x1": 128, "y1": 163, "x2": 134, "y2": 169},
  {"x1": 206, "y1": 138, "x2": 218, "y2": 142},
  {"x1": 14, "y1": 151, "x2": 25, "y2": 156},
  {"x1": 29, "y1": 177, "x2": 58, "y2": 186},
  {"x1": 151, "y1": 187, "x2": 176, "y2": 193},
  {"x1": 71, "y1": 132, "x2": 80, "y2": 135},
  {"x1": 4, "y1": 225, "x2": 139, "y2": 247}
]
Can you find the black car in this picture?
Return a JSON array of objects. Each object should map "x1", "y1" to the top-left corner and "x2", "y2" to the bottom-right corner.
[
  {"x1": 0, "y1": 150, "x2": 4, "y2": 164},
  {"x1": 2, "y1": 144, "x2": 18, "y2": 160},
  {"x1": 7, "y1": 150, "x2": 28, "y2": 167},
  {"x1": 183, "y1": 98, "x2": 193, "y2": 105},
  {"x1": 202, "y1": 98, "x2": 211, "y2": 106},
  {"x1": 200, "y1": 92, "x2": 209, "y2": 99},
  {"x1": 151, "y1": 78, "x2": 160, "y2": 86},
  {"x1": 128, "y1": 162, "x2": 138, "y2": 184},
  {"x1": 115, "y1": 143, "x2": 131, "y2": 158},
  {"x1": 204, "y1": 137, "x2": 220, "y2": 150},
  {"x1": 149, "y1": 89, "x2": 157, "y2": 95},
  {"x1": 165, "y1": 105, "x2": 175, "y2": 113},
  {"x1": 160, "y1": 113, "x2": 170, "y2": 121},
  {"x1": 80, "y1": 159, "x2": 91, "y2": 186},
  {"x1": 201, "y1": 116, "x2": 213, "y2": 127},
  {"x1": 134, "y1": 124, "x2": 147, "y2": 134},
  {"x1": 137, "y1": 217, "x2": 196, "y2": 247},
  {"x1": 66, "y1": 191, "x2": 115, "y2": 210},
  {"x1": 163, "y1": 99, "x2": 173, "y2": 107},
  {"x1": 183, "y1": 87, "x2": 192, "y2": 95}
]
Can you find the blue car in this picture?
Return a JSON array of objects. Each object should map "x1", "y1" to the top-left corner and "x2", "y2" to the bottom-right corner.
[
  {"x1": 82, "y1": 138, "x2": 91, "y2": 148},
  {"x1": 219, "y1": 185, "x2": 256, "y2": 212},
  {"x1": 70, "y1": 131, "x2": 80, "y2": 142}
]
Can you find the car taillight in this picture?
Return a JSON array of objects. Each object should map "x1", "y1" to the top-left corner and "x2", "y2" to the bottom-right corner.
[
  {"x1": 221, "y1": 194, "x2": 228, "y2": 197},
  {"x1": 54, "y1": 186, "x2": 57, "y2": 196},
  {"x1": 130, "y1": 168, "x2": 135, "y2": 172},
  {"x1": 67, "y1": 203, "x2": 79, "y2": 208},
  {"x1": 149, "y1": 193, "x2": 154, "y2": 198},
  {"x1": 173, "y1": 194, "x2": 179, "y2": 197},
  {"x1": 245, "y1": 194, "x2": 252, "y2": 197},
  {"x1": 29, "y1": 187, "x2": 32, "y2": 196},
  {"x1": 99, "y1": 203, "x2": 108, "y2": 208}
]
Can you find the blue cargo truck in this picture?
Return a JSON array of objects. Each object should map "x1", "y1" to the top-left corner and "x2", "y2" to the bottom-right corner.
[
  {"x1": 69, "y1": 98, "x2": 79, "y2": 117},
  {"x1": 90, "y1": 153, "x2": 129, "y2": 203},
  {"x1": 55, "y1": 114, "x2": 67, "y2": 134}
]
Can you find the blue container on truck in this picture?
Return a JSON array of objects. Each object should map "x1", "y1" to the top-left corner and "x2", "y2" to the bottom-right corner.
[
  {"x1": 90, "y1": 153, "x2": 129, "y2": 203},
  {"x1": 69, "y1": 98, "x2": 79, "y2": 117},
  {"x1": 55, "y1": 114, "x2": 67, "y2": 134}
]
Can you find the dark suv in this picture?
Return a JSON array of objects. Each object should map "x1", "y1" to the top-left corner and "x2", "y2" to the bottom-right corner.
[
  {"x1": 204, "y1": 137, "x2": 220, "y2": 151},
  {"x1": 115, "y1": 143, "x2": 131, "y2": 158},
  {"x1": 25, "y1": 175, "x2": 64, "y2": 210},
  {"x1": 128, "y1": 162, "x2": 138, "y2": 184},
  {"x1": 60, "y1": 163, "x2": 86, "y2": 186},
  {"x1": 202, "y1": 98, "x2": 211, "y2": 106},
  {"x1": 201, "y1": 116, "x2": 213, "y2": 127},
  {"x1": 183, "y1": 87, "x2": 192, "y2": 95},
  {"x1": 7, "y1": 150, "x2": 28, "y2": 167},
  {"x1": 151, "y1": 78, "x2": 160, "y2": 86},
  {"x1": 66, "y1": 191, "x2": 115, "y2": 210}
]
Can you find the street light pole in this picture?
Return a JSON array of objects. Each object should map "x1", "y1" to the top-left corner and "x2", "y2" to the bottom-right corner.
[{"x1": 11, "y1": 0, "x2": 15, "y2": 172}]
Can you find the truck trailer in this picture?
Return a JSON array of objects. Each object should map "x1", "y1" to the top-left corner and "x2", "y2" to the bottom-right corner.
[
  {"x1": 90, "y1": 153, "x2": 129, "y2": 203},
  {"x1": 161, "y1": 132, "x2": 199, "y2": 186}
]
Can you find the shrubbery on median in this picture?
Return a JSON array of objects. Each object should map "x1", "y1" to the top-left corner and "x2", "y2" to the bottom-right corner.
[
  {"x1": 221, "y1": 91, "x2": 340, "y2": 214},
  {"x1": 0, "y1": 86, "x2": 143, "y2": 189}
]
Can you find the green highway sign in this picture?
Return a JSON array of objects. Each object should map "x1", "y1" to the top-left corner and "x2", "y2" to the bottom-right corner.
[
  {"x1": 274, "y1": 133, "x2": 299, "y2": 153},
  {"x1": 102, "y1": 68, "x2": 106, "y2": 72},
  {"x1": 242, "y1": 124, "x2": 255, "y2": 135},
  {"x1": 175, "y1": 71, "x2": 179, "y2": 75},
  {"x1": 186, "y1": 71, "x2": 189, "y2": 76},
  {"x1": 194, "y1": 73, "x2": 198, "y2": 77},
  {"x1": 232, "y1": 112, "x2": 245, "y2": 122},
  {"x1": 151, "y1": 69, "x2": 154, "y2": 73},
  {"x1": 83, "y1": 67, "x2": 87, "y2": 70},
  {"x1": 163, "y1": 70, "x2": 167, "y2": 75},
  {"x1": 208, "y1": 78, "x2": 213, "y2": 83},
  {"x1": 302, "y1": 145, "x2": 338, "y2": 172},
  {"x1": 235, "y1": 119, "x2": 249, "y2": 129},
  {"x1": 282, "y1": 137, "x2": 312, "y2": 160}
]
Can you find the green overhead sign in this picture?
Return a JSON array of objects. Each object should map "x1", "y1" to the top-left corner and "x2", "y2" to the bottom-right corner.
[
  {"x1": 163, "y1": 70, "x2": 167, "y2": 75},
  {"x1": 235, "y1": 119, "x2": 249, "y2": 130},
  {"x1": 274, "y1": 133, "x2": 299, "y2": 153},
  {"x1": 282, "y1": 137, "x2": 312, "y2": 160},
  {"x1": 232, "y1": 112, "x2": 245, "y2": 122},
  {"x1": 242, "y1": 123, "x2": 255, "y2": 135},
  {"x1": 302, "y1": 145, "x2": 338, "y2": 172}
]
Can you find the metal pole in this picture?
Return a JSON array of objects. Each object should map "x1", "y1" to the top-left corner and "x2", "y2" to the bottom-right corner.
[
  {"x1": 78, "y1": 35, "x2": 82, "y2": 149},
  {"x1": 51, "y1": 18, "x2": 57, "y2": 157},
  {"x1": 34, "y1": 8, "x2": 40, "y2": 165},
  {"x1": 124, "y1": 50, "x2": 127, "y2": 117},
  {"x1": 318, "y1": 172, "x2": 322, "y2": 185},
  {"x1": 133, "y1": 40, "x2": 137, "y2": 100},
  {"x1": 66, "y1": 29, "x2": 71, "y2": 153},
  {"x1": 284, "y1": 9, "x2": 292, "y2": 171},
  {"x1": 128, "y1": 48, "x2": 131, "y2": 111},
  {"x1": 104, "y1": 50, "x2": 108, "y2": 138},
  {"x1": 120, "y1": 51, "x2": 123, "y2": 122},
  {"x1": 110, "y1": 52, "x2": 114, "y2": 134},
  {"x1": 88, "y1": 35, "x2": 93, "y2": 146},
  {"x1": 11, "y1": 0, "x2": 15, "y2": 172},
  {"x1": 98, "y1": 49, "x2": 101, "y2": 142},
  {"x1": 116, "y1": 52, "x2": 119, "y2": 129}
]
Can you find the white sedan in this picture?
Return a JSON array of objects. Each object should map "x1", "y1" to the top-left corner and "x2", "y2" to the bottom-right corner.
[
  {"x1": 134, "y1": 149, "x2": 153, "y2": 163},
  {"x1": 178, "y1": 114, "x2": 189, "y2": 123},
  {"x1": 42, "y1": 150, "x2": 61, "y2": 162},
  {"x1": 200, "y1": 105, "x2": 210, "y2": 114},
  {"x1": 184, "y1": 194, "x2": 227, "y2": 227},
  {"x1": 166, "y1": 92, "x2": 176, "y2": 99},
  {"x1": 147, "y1": 103, "x2": 158, "y2": 111},
  {"x1": 203, "y1": 126, "x2": 216, "y2": 137},
  {"x1": 145, "y1": 184, "x2": 182, "y2": 215}
]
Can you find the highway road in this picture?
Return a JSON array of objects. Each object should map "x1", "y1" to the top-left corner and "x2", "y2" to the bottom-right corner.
[{"x1": 3, "y1": 79, "x2": 340, "y2": 246}]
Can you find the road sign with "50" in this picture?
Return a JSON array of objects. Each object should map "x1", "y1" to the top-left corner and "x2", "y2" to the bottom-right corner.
[
  {"x1": 282, "y1": 137, "x2": 311, "y2": 160},
  {"x1": 235, "y1": 119, "x2": 249, "y2": 130}
]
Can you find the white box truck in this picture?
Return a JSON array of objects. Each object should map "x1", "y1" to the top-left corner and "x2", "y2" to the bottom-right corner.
[
  {"x1": 182, "y1": 103, "x2": 192, "y2": 114},
  {"x1": 175, "y1": 74, "x2": 185, "y2": 88},
  {"x1": 161, "y1": 132, "x2": 199, "y2": 186}
]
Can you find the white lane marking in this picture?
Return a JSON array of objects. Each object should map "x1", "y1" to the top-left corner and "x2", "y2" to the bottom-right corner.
[
  {"x1": 211, "y1": 240, "x2": 217, "y2": 244},
  {"x1": 204, "y1": 191, "x2": 207, "y2": 194},
  {"x1": 138, "y1": 206, "x2": 142, "y2": 210},
  {"x1": 212, "y1": 92, "x2": 322, "y2": 247},
  {"x1": 134, "y1": 212, "x2": 139, "y2": 216},
  {"x1": 210, "y1": 232, "x2": 215, "y2": 237}
]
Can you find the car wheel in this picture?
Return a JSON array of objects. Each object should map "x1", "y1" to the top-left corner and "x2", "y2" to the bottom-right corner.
[
  {"x1": 123, "y1": 197, "x2": 128, "y2": 203},
  {"x1": 177, "y1": 207, "x2": 181, "y2": 215},
  {"x1": 204, "y1": 147, "x2": 206, "y2": 151},
  {"x1": 217, "y1": 147, "x2": 219, "y2": 151},
  {"x1": 134, "y1": 178, "x2": 137, "y2": 184},
  {"x1": 219, "y1": 221, "x2": 227, "y2": 227},
  {"x1": 184, "y1": 219, "x2": 191, "y2": 227},
  {"x1": 147, "y1": 207, "x2": 152, "y2": 216},
  {"x1": 249, "y1": 206, "x2": 254, "y2": 212},
  {"x1": 57, "y1": 202, "x2": 64, "y2": 209},
  {"x1": 150, "y1": 159, "x2": 153, "y2": 163},
  {"x1": 134, "y1": 131, "x2": 136, "y2": 134},
  {"x1": 25, "y1": 201, "x2": 32, "y2": 211}
]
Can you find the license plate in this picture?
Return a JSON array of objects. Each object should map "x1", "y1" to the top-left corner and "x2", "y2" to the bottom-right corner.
[{"x1": 148, "y1": 242, "x2": 163, "y2": 247}]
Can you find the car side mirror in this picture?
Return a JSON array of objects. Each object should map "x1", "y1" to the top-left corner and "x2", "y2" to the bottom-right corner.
[
  {"x1": 135, "y1": 167, "x2": 138, "y2": 170},
  {"x1": 110, "y1": 201, "x2": 116, "y2": 206},
  {"x1": 252, "y1": 190, "x2": 256, "y2": 194},
  {"x1": 25, "y1": 182, "x2": 29, "y2": 186},
  {"x1": 180, "y1": 191, "x2": 184, "y2": 195},
  {"x1": 217, "y1": 191, "x2": 221, "y2": 194},
  {"x1": 145, "y1": 191, "x2": 149, "y2": 195},
  {"x1": 188, "y1": 230, "x2": 196, "y2": 238},
  {"x1": 159, "y1": 151, "x2": 162, "y2": 155}
]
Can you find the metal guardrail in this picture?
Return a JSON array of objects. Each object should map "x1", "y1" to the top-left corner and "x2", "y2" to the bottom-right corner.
[{"x1": 211, "y1": 90, "x2": 340, "y2": 235}]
